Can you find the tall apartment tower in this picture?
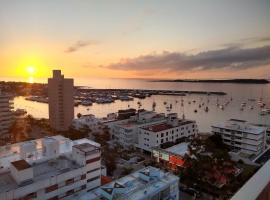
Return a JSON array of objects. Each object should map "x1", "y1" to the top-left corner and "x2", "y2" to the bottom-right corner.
[
  {"x1": 0, "y1": 90, "x2": 14, "y2": 137},
  {"x1": 48, "y1": 70, "x2": 74, "y2": 131}
]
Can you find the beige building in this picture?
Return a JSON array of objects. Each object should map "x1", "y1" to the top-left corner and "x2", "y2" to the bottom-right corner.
[
  {"x1": 48, "y1": 70, "x2": 74, "y2": 131},
  {"x1": 0, "y1": 90, "x2": 14, "y2": 137}
]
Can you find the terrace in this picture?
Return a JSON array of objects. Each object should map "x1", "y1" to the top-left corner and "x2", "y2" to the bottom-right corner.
[{"x1": 0, "y1": 155, "x2": 81, "y2": 193}]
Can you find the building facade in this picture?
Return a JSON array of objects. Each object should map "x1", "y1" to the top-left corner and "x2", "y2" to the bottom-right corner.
[
  {"x1": 0, "y1": 136, "x2": 103, "y2": 200},
  {"x1": 75, "y1": 166, "x2": 179, "y2": 200},
  {"x1": 48, "y1": 70, "x2": 74, "y2": 131},
  {"x1": 138, "y1": 113, "x2": 198, "y2": 152},
  {"x1": 107, "y1": 111, "x2": 197, "y2": 151},
  {"x1": 0, "y1": 90, "x2": 14, "y2": 137},
  {"x1": 107, "y1": 110, "x2": 167, "y2": 149},
  {"x1": 72, "y1": 113, "x2": 117, "y2": 132},
  {"x1": 212, "y1": 119, "x2": 267, "y2": 155},
  {"x1": 152, "y1": 143, "x2": 188, "y2": 171}
]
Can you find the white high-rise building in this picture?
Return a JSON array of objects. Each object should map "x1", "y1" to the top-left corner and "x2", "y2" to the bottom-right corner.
[
  {"x1": 0, "y1": 135, "x2": 104, "y2": 200},
  {"x1": 48, "y1": 70, "x2": 74, "y2": 131},
  {"x1": 0, "y1": 90, "x2": 14, "y2": 137},
  {"x1": 212, "y1": 119, "x2": 267, "y2": 155}
]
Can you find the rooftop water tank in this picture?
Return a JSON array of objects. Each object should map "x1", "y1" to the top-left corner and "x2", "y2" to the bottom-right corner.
[
  {"x1": 42, "y1": 137, "x2": 60, "y2": 157},
  {"x1": 20, "y1": 141, "x2": 36, "y2": 159}
]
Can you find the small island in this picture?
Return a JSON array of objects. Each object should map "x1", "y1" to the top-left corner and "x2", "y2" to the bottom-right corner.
[{"x1": 153, "y1": 79, "x2": 270, "y2": 84}]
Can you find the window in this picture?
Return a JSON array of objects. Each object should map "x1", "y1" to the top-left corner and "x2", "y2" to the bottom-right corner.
[
  {"x1": 66, "y1": 189, "x2": 74, "y2": 196},
  {"x1": 81, "y1": 185, "x2": 86, "y2": 190},
  {"x1": 66, "y1": 178, "x2": 74, "y2": 185},
  {"x1": 81, "y1": 174, "x2": 86, "y2": 180},
  {"x1": 45, "y1": 184, "x2": 58, "y2": 193},
  {"x1": 86, "y1": 157, "x2": 100, "y2": 164},
  {"x1": 161, "y1": 133, "x2": 164, "y2": 137},
  {"x1": 87, "y1": 168, "x2": 100, "y2": 174},
  {"x1": 87, "y1": 186, "x2": 99, "y2": 192},
  {"x1": 47, "y1": 196, "x2": 58, "y2": 200},
  {"x1": 87, "y1": 176, "x2": 100, "y2": 182},
  {"x1": 24, "y1": 192, "x2": 37, "y2": 200}
]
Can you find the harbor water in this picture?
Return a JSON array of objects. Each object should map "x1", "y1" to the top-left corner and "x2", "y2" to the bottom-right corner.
[{"x1": 13, "y1": 78, "x2": 270, "y2": 132}]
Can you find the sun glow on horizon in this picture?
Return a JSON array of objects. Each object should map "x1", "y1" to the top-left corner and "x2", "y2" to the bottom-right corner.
[{"x1": 26, "y1": 66, "x2": 35, "y2": 74}]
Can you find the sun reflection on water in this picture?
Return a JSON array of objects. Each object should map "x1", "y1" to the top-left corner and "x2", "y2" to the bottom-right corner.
[{"x1": 28, "y1": 76, "x2": 34, "y2": 83}]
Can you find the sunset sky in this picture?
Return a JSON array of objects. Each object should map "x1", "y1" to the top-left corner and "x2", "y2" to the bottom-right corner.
[{"x1": 1, "y1": 0, "x2": 270, "y2": 81}]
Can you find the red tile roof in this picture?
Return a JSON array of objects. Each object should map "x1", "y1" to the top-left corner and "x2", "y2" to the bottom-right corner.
[
  {"x1": 11, "y1": 159, "x2": 31, "y2": 171},
  {"x1": 143, "y1": 123, "x2": 173, "y2": 132}
]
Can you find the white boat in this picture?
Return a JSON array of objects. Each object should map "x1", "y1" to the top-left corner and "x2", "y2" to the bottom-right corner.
[
  {"x1": 260, "y1": 108, "x2": 270, "y2": 115},
  {"x1": 241, "y1": 102, "x2": 246, "y2": 107},
  {"x1": 81, "y1": 100, "x2": 93, "y2": 106},
  {"x1": 119, "y1": 96, "x2": 133, "y2": 101}
]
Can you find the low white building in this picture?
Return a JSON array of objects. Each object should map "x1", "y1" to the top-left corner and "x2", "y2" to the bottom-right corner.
[
  {"x1": 138, "y1": 113, "x2": 198, "y2": 152},
  {"x1": 75, "y1": 166, "x2": 179, "y2": 200},
  {"x1": 0, "y1": 135, "x2": 104, "y2": 200},
  {"x1": 0, "y1": 91, "x2": 14, "y2": 137},
  {"x1": 212, "y1": 119, "x2": 267, "y2": 155},
  {"x1": 107, "y1": 111, "x2": 198, "y2": 151},
  {"x1": 107, "y1": 110, "x2": 167, "y2": 149},
  {"x1": 73, "y1": 113, "x2": 117, "y2": 132}
]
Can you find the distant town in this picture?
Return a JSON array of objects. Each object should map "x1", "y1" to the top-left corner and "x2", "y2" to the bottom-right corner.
[{"x1": 0, "y1": 70, "x2": 270, "y2": 200}]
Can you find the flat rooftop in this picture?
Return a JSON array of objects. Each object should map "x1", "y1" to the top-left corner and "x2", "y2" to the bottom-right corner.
[
  {"x1": 143, "y1": 123, "x2": 173, "y2": 132},
  {"x1": 0, "y1": 155, "x2": 81, "y2": 193},
  {"x1": 11, "y1": 159, "x2": 31, "y2": 171},
  {"x1": 75, "y1": 166, "x2": 178, "y2": 200},
  {"x1": 0, "y1": 135, "x2": 100, "y2": 174},
  {"x1": 73, "y1": 143, "x2": 99, "y2": 155},
  {"x1": 212, "y1": 120, "x2": 267, "y2": 135},
  {"x1": 142, "y1": 120, "x2": 195, "y2": 133},
  {"x1": 166, "y1": 143, "x2": 189, "y2": 156}
]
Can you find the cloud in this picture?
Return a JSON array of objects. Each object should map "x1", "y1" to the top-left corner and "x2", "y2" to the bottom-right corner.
[
  {"x1": 101, "y1": 45, "x2": 270, "y2": 72},
  {"x1": 222, "y1": 36, "x2": 270, "y2": 48},
  {"x1": 65, "y1": 40, "x2": 99, "y2": 53}
]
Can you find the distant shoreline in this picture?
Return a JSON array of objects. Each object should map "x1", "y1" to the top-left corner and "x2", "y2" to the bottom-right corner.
[{"x1": 151, "y1": 79, "x2": 270, "y2": 84}]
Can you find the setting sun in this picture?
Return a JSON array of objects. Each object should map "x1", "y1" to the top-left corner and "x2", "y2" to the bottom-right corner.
[{"x1": 27, "y1": 66, "x2": 35, "y2": 74}]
